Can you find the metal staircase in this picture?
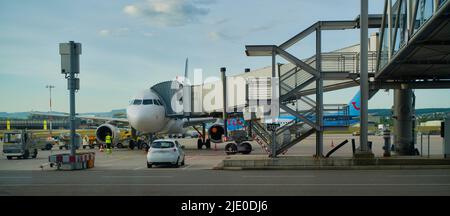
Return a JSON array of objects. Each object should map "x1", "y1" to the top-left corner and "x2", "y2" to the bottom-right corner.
[
  {"x1": 250, "y1": 120, "x2": 271, "y2": 154},
  {"x1": 245, "y1": 19, "x2": 380, "y2": 157},
  {"x1": 248, "y1": 50, "x2": 376, "y2": 157}
]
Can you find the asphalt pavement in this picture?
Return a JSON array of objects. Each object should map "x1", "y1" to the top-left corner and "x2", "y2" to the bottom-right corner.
[
  {"x1": 1, "y1": 169, "x2": 450, "y2": 196},
  {"x1": 1, "y1": 136, "x2": 449, "y2": 196}
]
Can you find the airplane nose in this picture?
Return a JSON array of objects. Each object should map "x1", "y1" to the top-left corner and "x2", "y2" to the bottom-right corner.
[
  {"x1": 127, "y1": 106, "x2": 163, "y2": 133},
  {"x1": 127, "y1": 107, "x2": 143, "y2": 129}
]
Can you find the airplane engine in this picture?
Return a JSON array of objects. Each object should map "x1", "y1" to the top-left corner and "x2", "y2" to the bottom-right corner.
[
  {"x1": 96, "y1": 124, "x2": 120, "y2": 145},
  {"x1": 208, "y1": 124, "x2": 225, "y2": 143}
]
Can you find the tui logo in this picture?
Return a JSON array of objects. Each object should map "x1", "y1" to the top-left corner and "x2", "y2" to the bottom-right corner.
[{"x1": 351, "y1": 101, "x2": 360, "y2": 110}]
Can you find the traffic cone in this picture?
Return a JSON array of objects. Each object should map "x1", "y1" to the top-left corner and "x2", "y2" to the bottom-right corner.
[
  {"x1": 331, "y1": 140, "x2": 335, "y2": 148},
  {"x1": 99, "y1": 145, "x2": 104, "y2": 152}
]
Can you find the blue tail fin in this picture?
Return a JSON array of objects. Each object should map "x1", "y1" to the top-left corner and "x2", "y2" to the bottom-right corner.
[{"x1": 348, "y1": 91, "x2": 361, "y2": 116}]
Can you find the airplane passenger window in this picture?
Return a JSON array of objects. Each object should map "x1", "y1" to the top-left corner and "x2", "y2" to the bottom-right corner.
[
  {"x1": 143, "y1": 99, "x2": 153, "y2": 105},
  {"x1": 133, "y1": 99, "x2": 142, "y2": 105}
]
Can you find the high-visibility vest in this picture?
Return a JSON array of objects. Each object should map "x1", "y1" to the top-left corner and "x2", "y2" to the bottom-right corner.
[{"x1": 105, "y1": 135, "x2": 112, "y2": 144}]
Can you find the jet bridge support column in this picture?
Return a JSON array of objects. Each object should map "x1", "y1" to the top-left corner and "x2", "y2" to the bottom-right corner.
[
  {"x1": 221, "y1": 67, "x2": 228, "y2": 139},
  {"x1": 202, "y1": 123, "x2": 206, "y2": 144},
  {"x1": 355, "y1": 0, "x2": 374, "y2": 158},
  {"x1": 315, "y1": 27, "x2": 324, "y2": 157},
  {"x1": 393, "y1": 89, "x2": 415, "y2": 155}
]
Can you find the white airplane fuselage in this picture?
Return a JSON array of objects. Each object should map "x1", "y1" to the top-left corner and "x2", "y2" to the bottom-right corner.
[{"x1": 126, "y1": 89, "x2": 185, "y2": 135}]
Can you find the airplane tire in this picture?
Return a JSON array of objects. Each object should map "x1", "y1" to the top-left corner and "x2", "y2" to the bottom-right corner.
[
  {"x1": 147, "y1": 162, "x2": 152, "y2": 168},
  {"x1": 116, "y1": 143, "x2": 123, "y2": 149},
  {"x1": 197, "y1": 139, "x2": 203, "y2": 149},
  {"x1": 205, "y1": 139, "x2": 211, "y2": 149},
  {"x1": 240, "y1": 142, "x2": 252, "y2": 154},
  {"x1": 225, "y1": 143, "x2": 238, "y2": 155},
  {"x1": 32, "y1": 149, "x2": 38, "y2": 158},
  {"x1": 7, "y1": 156, "x2": 12, "y2": 160},
  {"x1": 23, "y1": 150, "x2": 30, "y2": 159},
  {"x1": 45, "y1": 143, "x2": 53, "y2": 150},
  {"x1": 142, "y1": 143, "x2": 149, "y2": 151},
  {"x1": 129, "y1": 140, "x2": 135, "y2": 150}
]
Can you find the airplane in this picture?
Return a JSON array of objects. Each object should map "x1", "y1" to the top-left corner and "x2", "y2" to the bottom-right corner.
[
  {"x1": 32, "y1": 59, "x2": 222, "y2": 150},
  {"x1": 268, "y1": 91, "x2": 361, "y2": 127}
]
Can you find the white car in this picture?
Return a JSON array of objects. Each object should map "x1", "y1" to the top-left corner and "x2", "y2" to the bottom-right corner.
[{"x1": 146, "y1": 139, "x2": 185, "y2": 168}]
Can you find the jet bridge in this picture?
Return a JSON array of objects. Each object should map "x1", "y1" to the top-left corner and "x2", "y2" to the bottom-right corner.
[{"x1": 373, "y1": 0, "x2": 450, "y2": 155}]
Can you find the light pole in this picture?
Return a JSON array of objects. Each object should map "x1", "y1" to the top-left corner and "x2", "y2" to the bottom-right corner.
[
  {"x1": 60, "y1": 41, "x2": 81, "y2": 170},
  {"x1": 46, "y1": 85, "x2": 55, "y2": 135}
]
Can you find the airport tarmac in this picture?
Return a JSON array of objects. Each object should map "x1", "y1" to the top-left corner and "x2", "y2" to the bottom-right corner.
[
  {"x1": 1, "y1": 169, "x2": 450, "y2": 196},
  {"x1": 0, "y1": 135, "x2": 446, "y2": 171},
  {"x1": 1, "y1": 135, "x2": 449, "y2": 195}
]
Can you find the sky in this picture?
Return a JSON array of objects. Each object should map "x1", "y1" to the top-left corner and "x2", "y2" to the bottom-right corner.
[{"x1": 0, "y1": 0, "x2": 448, "y2": 113}]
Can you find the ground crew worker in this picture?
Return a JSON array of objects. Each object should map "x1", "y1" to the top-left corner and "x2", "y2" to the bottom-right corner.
[
  {"x1": 137, "y1": 136, "x2": 142, "y2": 150},
  {"x1": 82, "y1": 135, "x2": 89, "y2": 148},
  {"x1": 105, "y1": 133, "x2": 112, "y2": 154}
]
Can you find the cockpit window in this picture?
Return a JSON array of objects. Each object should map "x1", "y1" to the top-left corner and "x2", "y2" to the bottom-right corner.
[
  {"x1": 158, "y1": 100, "x2": 163, "y2": 106},
  {"x1": 153, "y1": 99, "x2": 160, "y2": 105},
  {"x1": 133, "y1": 99, "x2": 142, "y2": 105},
  {"x1": 143, "y1": 99, "x2": 153, "y2": 105}
]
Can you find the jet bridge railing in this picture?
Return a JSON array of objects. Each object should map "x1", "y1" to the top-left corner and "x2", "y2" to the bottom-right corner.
[{"x1": 377, "y1": 0, "x2": 450, "y2": 72}]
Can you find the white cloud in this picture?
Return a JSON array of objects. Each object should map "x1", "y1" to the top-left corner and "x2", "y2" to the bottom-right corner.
[
  {"x1": 207, "y1": 24, "x2": 275, "y2": 42},
  {"x1": 142, "y1": 32, "x2": 154, "y2": 37},
  {"x1": 214, "y1": 18, "x2": 231, "y2": 25},
  {"x1": 98, "y1": 28, "x2": 129, "y2": 37},
  {"x1": 207, "y1": 31, "x2": 220, "y2": 41},
  {"x1": 123, "y1": 5, "x2": 139, "y2": 15},
  {"x1": 123, "y1": 0, "x2": 214, "y2": 27},
  {"x1": 207, "y1": 31, "x2": 238, "y2": 41},
  {"x1": 99, "y1": 29, "x2": 111, "y2": 36}
]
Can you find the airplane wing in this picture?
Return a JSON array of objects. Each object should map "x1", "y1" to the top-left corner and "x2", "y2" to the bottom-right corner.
[
  {"x1": 29, "y1": 111, "x2": 129, "y2": 123},
  {"x1": 182, "y1": 117, "x2": 217, "y2": 128}
]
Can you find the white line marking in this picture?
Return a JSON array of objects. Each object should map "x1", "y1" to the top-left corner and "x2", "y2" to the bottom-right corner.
[
  {"x1": 0, "y1": 177, "x2": 32, "y2": 179},
  {"x1": 102, "y1": 176, "x2": 173, "y2": 178},
  {"x1": 389, "y1": 175, "x2": 450, "y2": 177},
  {"x1": 133, "y1": 167, "x2": 145, "y2": 170},
  {"x1": 182, "y1": 164, "x2": 193, "y2": 170},
  {"x1": 242, "y1": 175, "x2": 315, "y2": 178},
  {"x1": 1, "y1": 183, "x2": 450, "y2": 187}
]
